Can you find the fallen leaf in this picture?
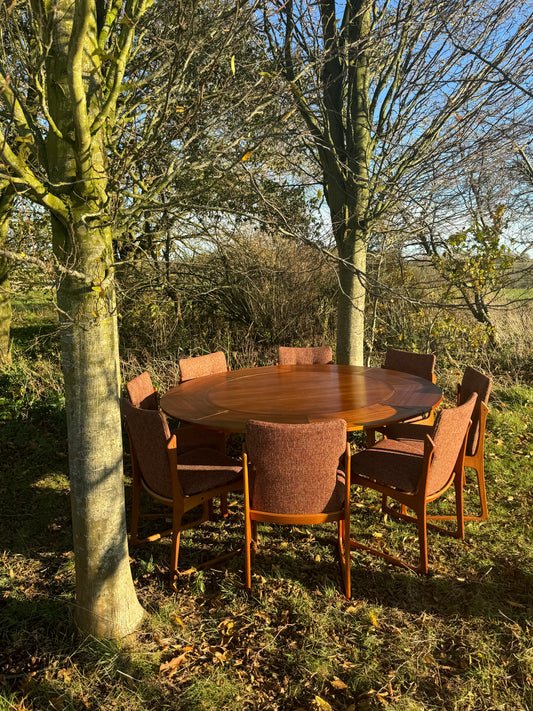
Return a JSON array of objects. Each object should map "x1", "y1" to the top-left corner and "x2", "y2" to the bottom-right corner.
[
  {"x1": 218, "y1": 619, "x2": 234, "y2": 635},
  {"x1": 367, "y1": 611, "x2": 379, "y2": 628},
  {"x1": 159, "y1": 647, "x2": 193, "y2": 677},
  {"x1": 171, "y1": 614, "x2": 185, "y2": 629}
]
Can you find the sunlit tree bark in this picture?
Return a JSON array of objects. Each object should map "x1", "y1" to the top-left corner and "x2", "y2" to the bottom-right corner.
[{"x1": 0, "y1": 184, "x2": 15, "y2": 366}]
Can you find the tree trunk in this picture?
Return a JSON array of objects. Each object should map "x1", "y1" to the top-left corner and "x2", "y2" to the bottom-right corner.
[
  {"x1": 334, "y1": 219, "x2": 367, "y2": 366},
  {"x1": 0, "y1": 186, "x2": 14, "y2": 366},
  {"x1": 54, "y1": 215, "x2": 145, "y2": 637},
  {"x1": 45, "y1": 0, "x2": 144, "y2": 637}
]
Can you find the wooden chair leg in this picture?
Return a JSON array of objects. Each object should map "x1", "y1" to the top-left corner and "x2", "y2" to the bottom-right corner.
[
  {"x1": 220, "y1": 493, "x2": 229, "y2": 518},
  {"x1": 381, "y1": 493, "x2": 388, "y2": 512},
  {"x1": 245, "y1": 516, "x2": 252, "y2": 591},
  {"x1": 470, "y1": 463, "x2": 489, "y2": 521},
  {"x1": 251, "y1": 521, "x2": 258, "y2": 559},
  {"x1": 476, "y1": 464, "x2": 488, "y2": 521},
  {"x1": 338, "y1": 520, "x2": 351, "y2": 599},
  {"x1": 416, "y1": 506, "x2": 428, "y2": 574},
  {"x1": 455, "y1": 472, "x2": 465, "y2": 540},
  {"x1": 170, "y1": 530, "x2": 182, "y2": 583}
]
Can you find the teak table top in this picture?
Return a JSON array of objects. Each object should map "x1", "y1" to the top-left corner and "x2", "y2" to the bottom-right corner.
[{"x1": 160, "y1": 364, "x2": 442, "y2": 433}]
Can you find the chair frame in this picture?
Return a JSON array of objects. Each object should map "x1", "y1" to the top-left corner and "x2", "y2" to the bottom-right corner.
[
  {"x1": 243, "y1": 441, "x2": 351, "y2": 598},
  {"x1": 126, "y1": 371, "x2": 228, "y2": 520},
  {"x1": 375, "y1": 383, "x2": 490, "y2": 524},
  {"x1": 125, "y1": 415, "x2": 242, "y2": 583},
  {"x1": 351, "y1": 421, "x2": 471, "y2": 574}
]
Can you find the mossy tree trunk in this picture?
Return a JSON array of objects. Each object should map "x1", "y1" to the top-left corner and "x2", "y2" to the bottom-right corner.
[
  {"x1": 43, "y1": 0, "x2": 145, "y2": 637},
  {"x1": 0, "y1": 185, "x2": 15, "y2": 366}
]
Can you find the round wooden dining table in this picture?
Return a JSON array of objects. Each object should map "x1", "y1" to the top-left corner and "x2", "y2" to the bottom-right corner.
[{"x1": 160, "y1": 364, "x2": 442, "y2": 433}]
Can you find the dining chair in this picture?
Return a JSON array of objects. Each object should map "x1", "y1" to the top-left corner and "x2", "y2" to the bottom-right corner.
[
  {"x1": 350, "y1": 393, "x2": 476, "y2": 574},
  {"x1": 126, "y1": 371, "x2": 226, "y2": 455},
  {"x1": 120, "y1": 398, "x2": 242, "y2": 583},
  {"x1": 366, "y1": 348, "x2": 437, "y2": 446},
  {"x1": 243, "y1": 419, "x2": 351, "y2": 598},
  {"x1": 277, "y1": 346, "x2": 333, "y2": 365},
  {"x1": 126, "y1": 371, "x2": 226, "y2": 522},
  {"x1": 375, "y1": 366, "x2": 491, "y2": 522},
  {"x1": 179, "y1": 351, "x2": 229, "y2": 382}
]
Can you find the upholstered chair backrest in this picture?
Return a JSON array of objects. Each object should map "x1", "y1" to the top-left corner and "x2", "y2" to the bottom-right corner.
[
  {"x1": 120, "y1": 398, "x2": 175, "y2": 500},
  {"x1": 383, "y1": 348, "x2": 436, "y2": 382},
  {"x1": 126, "y1": 371, "x2": 159, "y2": 410},
  {"x1": 458, "y1": 366, "x2": 492, "y2": 457},
  {"x1": 245, "y1": 419, "x2": 347, "y2": 515},
  {"x1": 426, "y1": 393, "x2": 476, "y2": 496},
  {"x1": 179, "y1": 351, "x2": 227, "y2": 382},
  {"x1": 278, "y1": 346, "x2": 333, "y2": 365}
]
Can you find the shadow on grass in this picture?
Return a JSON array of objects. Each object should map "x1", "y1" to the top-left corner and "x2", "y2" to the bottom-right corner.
[{"x1": 349, "y1": 556, "x2": 532, "y2": 621}]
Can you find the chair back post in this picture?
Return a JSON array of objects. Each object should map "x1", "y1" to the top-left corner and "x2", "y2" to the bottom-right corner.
[
  {"x1": 474, "y1": 400, "x2": 489, "y2": 459},
  {"x1": 166, "y1": 433, "x2": 186, "y2": 504},
  {"x1": 416, "y1": 434, "x2": 436, "y2": 499},
  {"x1": 454, "y1": 419, "x2": 472, "y2": 478},
  {"x1": 343, "y1": 441, "x2": 351, "y2": 527}
]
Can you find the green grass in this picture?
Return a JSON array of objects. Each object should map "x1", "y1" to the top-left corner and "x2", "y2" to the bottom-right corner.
[
  {"x1": 11, "y1": 290, "x2": 57, "y2": 325},
  {"x1": 1, "y1": 357, "x2": 532, "y2": 710}
]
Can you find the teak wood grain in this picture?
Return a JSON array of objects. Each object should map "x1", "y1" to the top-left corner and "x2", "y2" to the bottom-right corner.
[{"x1": 160, "y1": 365, "x2": 442, "y2": 433}]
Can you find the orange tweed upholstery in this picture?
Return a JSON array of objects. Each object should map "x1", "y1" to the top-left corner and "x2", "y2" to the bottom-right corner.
[
  {"x1": 245, "y1": 419, "x2": 347, "y2": 515},
  {"x1": 126, "y1": 371, "x2": 159, "y2": 410},
  {"x1": 383, "y1": 348, "x2": 436, "y2": 381},
  {"x1": 179, "y1": 351, "x2": 227, "y2": 382},
  {"x1": 278, "y1": 346, "x2": 333, "y2": 365}
]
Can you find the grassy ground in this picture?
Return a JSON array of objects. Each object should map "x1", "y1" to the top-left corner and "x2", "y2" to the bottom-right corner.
[{"x1": 1, "y1": 334, "x2": 532, "y2": 710}]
